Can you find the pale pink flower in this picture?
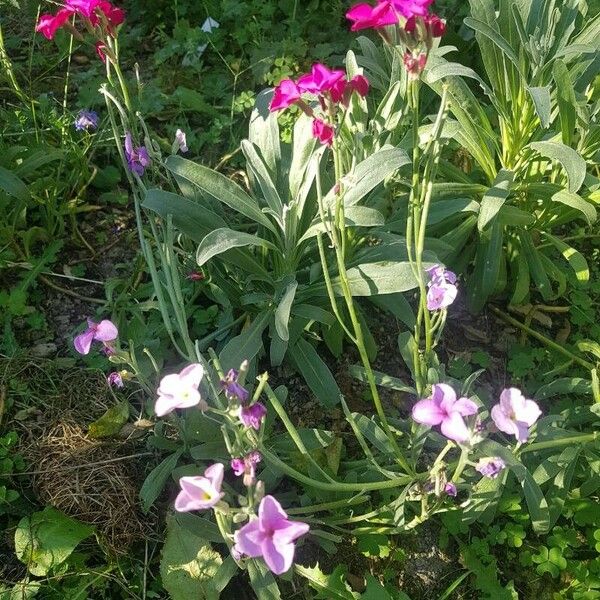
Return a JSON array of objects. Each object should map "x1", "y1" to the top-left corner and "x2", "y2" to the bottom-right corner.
[
  {"x1": 491, "y1": 388, "x2": 541, "y2": 442},
  {"x1": 155, "y1": 363, "x2": 206, "y2": 417},
  {"x1": 174, "y1": 463, "x2": 224, "y2": 512},
  {"x1": 74, "y1": 318, "x2": 118, "y2": 355}
]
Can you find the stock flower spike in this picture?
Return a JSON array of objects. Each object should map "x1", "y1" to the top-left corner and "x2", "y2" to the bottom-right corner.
[
  {"x1": 312, "y1": 119, "x2": 335, "y2": 146},
  {"x1": 269, "y1": 80, "x2": 301, "y2": 111},
  {"x1": 476, "y1": 457, "x2": 506, "y2": 479},
  {"x1": 74, "y1": 318, "x2": 118, "y2": 355},
  {"x1": 412, "y1": 383, "x2": 479, "y2": 442},
  {"x1": 491, "y1": 388, "x2": 542, "y2": 443},
  {"x1": 124, "y1": 132, "x2": 151, "y2": 176},
  {"x1": 233, "y1": 495, "x2": 310, "y2": 574},
  {"x1": 174, "y1": 463, "x2": 224, "y2": 512},
  {"x1": 155, "y1": 363, "x2": 206, "y2": 417},
  {"x1": 74, "y1": 110, "x2": 99, "y2": 131},
  {"x1": 426, "y1": 264, "x2": 458, "y2": 310},
  {"x1": 346, "y1": 2, "x2": 398, "y2": 31},
  {"x1": 240, "y1": 402, "x2": 267, "y2": 430},
  {"x1": 220, "y1": 369, "x2": 249, "y2": 403}
]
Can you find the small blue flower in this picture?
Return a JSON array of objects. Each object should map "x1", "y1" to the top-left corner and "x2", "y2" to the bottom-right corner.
[{"x1": 74, "y1": 110, "x2": 99, "y2": 131}]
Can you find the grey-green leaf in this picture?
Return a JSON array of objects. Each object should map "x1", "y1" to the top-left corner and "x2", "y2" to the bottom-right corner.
[
  {"x1": 274, "y1": 281, "x2": 298, "y2": 342},
  {"x1": 529, "y1": 142, "x2": 586, "y2": 193},
  {"x1": 196, "y1": 228, "x2": 275, "y2": 267}
]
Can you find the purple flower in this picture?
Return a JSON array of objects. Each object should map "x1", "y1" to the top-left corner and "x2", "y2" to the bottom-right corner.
[
  {"x1": 425, "y1": 264, "x2": 458, "y2": 311},
  {"x1": 240, "y1": 402, "x2": 267, "y2": 430},
  {"x1": 491, "y1": 388, "x2": 542, "y2": 443},
  {"x1": 155, "y1": 363, "x2": 207, "y2": 417},
  {"x1": 231, "y1": 451, "x2": 262, "y2": 486},
  {"x1": 220, "y1": 369, "x2": 249, "y2": 403},
  {"x1": 445, "y1": 482, "x2": 457, "y2": 497},
  {"x1": 74, "y1": 318, "x2": 118, "y2": 355},
  {"x1": 174, "y1": 128, "x2": 188, "y2": 153},
  {"x1": 475, "y1": 457, "x2": 506, "y2": 479},
  {"x1": 124, "y1": 132, "x2": 151, "y2": 176},
  {"x1": 107, "y1": 372, "x2": 123, "y2": 388},
  {"x1": 75, "y1": 110, "x2": 99, "y2": 131},
  {"x1": 412, "y1": 383, "x2": 478, "y2": 443},
  {"x1": 233, "y1": 495, "x2": 309, "y2": 575},
  {"x1": 174, "y1": 463, "x2": 224, "y2": 512}
]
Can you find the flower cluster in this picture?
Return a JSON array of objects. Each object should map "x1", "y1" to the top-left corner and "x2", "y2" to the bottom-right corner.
[
  {"x1": 36, "y1": 0, "x2": 124, "y2": 63},
  {"x1": 269, "y1": 63, "x2": 369, "y2": 147},
  {"x1": 412, "y1": 383, "x2": 541, "y2": 483},
  {"x1": 426, "y1": 264, "x2": 457, "y2": 311},
  {"x1": 346, "y1": 0, "x2": 445, "y2": 78}
]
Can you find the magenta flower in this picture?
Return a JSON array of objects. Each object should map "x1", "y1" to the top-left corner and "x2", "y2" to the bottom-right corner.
[
  {"x1": 107, "y1": 372, "x2": 123, "y2": 388},
  {"x1": 349, "y1": 74, "x2": 370, "y2": 97},
  {"x1": 312, "y1": 118, "x2": 335, "y2": 146},
  {"x1": 346, "y1": 2, "x2": 399, "y2": 31},
  {"x1": 174, "y1": 463, "x2": 225, "y2": 512},
  {"x1": 412, "y1": 383, "x2": 478, "y2": 443},
  {"x1": 74, "y1": 318, "x2": 118, "y2": 355},
  {"x1": 330, "y1": 74, "x2": 370, "y2": 104},
  {"x1": 65, "y1": 0, "x2": 101, "y2": 18},
  {"x1": 124, "y1": 132, "x2": 151, "y2": 176},
  {"x1": 231, "y1": 451, "x2": 262, "y2": 486},
  {"x1": 155, "y1": 363, "x2": 206, "y2": 417},
  {"x1": 93, "y1": 1, "x2": 125, "y2": 27},
  {"x1": 475, "y1": 457, "x2": 506, "y2": 479},
  {"x1": 75, "y1": 110, "x2": 99, "y2": 131},
  {"x1": 389, "y1": 0, "x2": 433, "y2": 18},
  {"x1": 233, "y1": 495, "x2": 310, "y2": 575},
  {"x1": 405, "y1": 13, "x2": 446, "y2": 37},
  {"x1": 270, "y1": 80, "x2": 301, "y2": 112},
  {"x1": 297, "y1": 63, "x2": 345, "y2": 95},
  {"x1": 95, "y1": 41, "x2": 107, "y2": 63},
  {"x1": 240, "y1": 402, "x2": 267, "y2": 430},
  {"x1": 491, "y1": 388, "x2": 542, "y2": 443},
  {"x1": 174, "y1": 129, "x2": 188, "y2": 153},
  {"x1": 36, "y1": 9, "x2": 73, "y2": 39},
  {"x1": 426, "y1": 264, "x2": 458, "y2": 310},
  {"x1": 445, "y1": 482, "x2": 457, "y2": 497},
  {"x1": 220, "y1": 369, "x2": 249, "y2": 403}
]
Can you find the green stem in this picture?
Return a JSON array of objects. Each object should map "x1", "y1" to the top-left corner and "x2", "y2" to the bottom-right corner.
[
  {"x1": 286, "y1": 495, "x2": 369, "y2": 515},
  {"x1": 520, "y1": 432, "x2": 599, "y2": 454}
]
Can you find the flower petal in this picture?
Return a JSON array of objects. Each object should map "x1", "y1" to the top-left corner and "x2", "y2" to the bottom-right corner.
[
  {"x1": 273, "y1": 520, "x2": 310, "y2": 544},
  {"x1": 261, "y1": 537, "x2": 293, "y2": 575},
  {"x1": 259, "y1": 495, "x2": 288, "y2": 530},
  {"x1": 179, "y1": 363, "x2": 204, "y2": 388},
  {"x1": 154, "y1": 394, "x2": 177, "y2": 417},
  {"x1": 440, "y1": 412, "x2": 470, "y2": 442},
  {"x1": 491, "y1": 403, "x2": 518, "y2": 437},
  {"x1": 453, "y1": 397, "x2": 479, "y2": 417},
  {"x1": 434, "y1": 383, "x2": 457, "y2": 414},
  {"x1": 204, "y1": 463, "x2": 224, "y2": 490},
  {"x1": 516, "y1": 399, "x2": 542, "y2": 427},
  {"x1": 233, "y1": 519, "x2": 264, "y2": 558},
  {"x1": 93, "y1": 319, "x2": 118, "y2": 342},
  {"x1": 74, "y1": 329, "x2": 95, "y2": 355},
  {"x1": 412, "y1": 398, "x2": 445, "y2": 426}
]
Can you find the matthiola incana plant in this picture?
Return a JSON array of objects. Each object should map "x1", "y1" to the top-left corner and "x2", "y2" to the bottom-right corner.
[{"x1": 42, "y1": 0, "x2": 600, "y2": 595}]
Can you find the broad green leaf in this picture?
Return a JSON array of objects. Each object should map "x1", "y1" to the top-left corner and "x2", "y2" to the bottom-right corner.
[
  {"x1": 196, "y1": 228, "x2": 276, "y2": 267},
  {"x1": 349, "y1": 413, "x2": 395, "y2": 455},
  {"x1": 425, "y1": 61, "x2": 489, "y2": 91},
  {"x1": 289, "y1": 338, "x2": 341, "y2": 407},
  {"x1": 241, "y1": 140, "x2": 283, "y2": 217},
  {"x1": 368, "y1": 292, "x2": 416, "y2": 329},
  {"x1": 0, "y1": 165, "x2": 29, "y2": 201},
  {"x1": 291, "y1": 304, "x2": 335, "y2": 326},
  {"x1": 535, "y1": 378, "x2": 592, "y2": 400},
  {"x1": 88, "y1": 400, "x2": 129, "y2": 438},
  {"x1": 497, "y1": 205, "x2": 535, "y2": 227},
  {"x1": 576, "y1": 340, "x2": 600, "y2": 361},
  {"x1": 478, "y1": 169, "x2": 514, "y2": 231},
  {"x1": 247, "y1": 558, "x2": 282, "y2": 600},
  {"x1": 289, "y1": 113, "x2": 317, "y2": 201},
  {"x1": 165, "y1": 155, "x2": 277, "y2": 233},
  {"x1": 509, "y1": 245, "x2": 530, "y2": 305},
  {"x1": 249, "y1": 89, "x2": 281, "y2": 175},
  {"x1": 160, "y1": 514, "x2": 224, "y2": 600},
  {"x1": 173, "y1": 513, "x2": 223, "y2": 545},
  {"x1": 529, "y1": 142, "x2": 586, "y2": 193},
  {"x1": 274, "y1": 280, "x2": 298, "y2": 342},
  {"x1": 553, "y1": 60, "x2": 577, "y2": 146},
  {"x1": 348, "y1": 364, "x2": 415, "y2": 394},
  {"x1": 542, "y1": 233, "x2": 589, "y2": 284},
  {"x1": 551, "y1": 190, "x2": 597, "y2": 226},
  {"x1": 461, "y1": 469, "x2": 506, "y2": 525},
  {"x1": 468, "y1": 221, "x2": 503, "y2": 311},
  {"x1": 219, "y1": 311, "x2": 270, "y2": 371},
  {"x1": 295, "y1": 564, "x2": 358, "y2": 600},
  {"x1": 427, "y1": 198, "x2": 480, "y2": 225},
  {"x1": 140, "y1": 450, "x2": 182, "y2": 513},
  {"x1": 520, "y1": 230, "x2": 553, "y2": 301},
  {"x1": 331, "y1": 262, "x2": 420, "y2": 297},
  {"x1": 298, "y1": 206, "x2": 385, "y2": 244},
  {"x1": 527, "y1": 86, "x2": 551, "y2": 129},
  {"x1": 15, "y1": 507, "x2": 94, "y2": 576}
]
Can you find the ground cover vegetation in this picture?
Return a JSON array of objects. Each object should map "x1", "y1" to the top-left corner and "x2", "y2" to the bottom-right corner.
[{"x1": 0, "y1": 0, "x2": 599, "y2": 598}]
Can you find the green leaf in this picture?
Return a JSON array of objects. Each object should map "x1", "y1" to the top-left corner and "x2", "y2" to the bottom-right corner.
[
  {"x1": 529, "y1": 142, "x2": 586, "y2": 193},
  {"x1": 160, "y1": 514, "x2": 225, "y2": 600},
  {"x1": 552, "y1": 60, "x2": 577, "y2": 146},
  {"x1": 295, "y1": 564, "x2": 358, "y2": 599},
  {"x1": 328, "y1": 262, "x2": 419, "y2": 297},
  {"x1": 348, "y1": 364, "x2": 415, "y2": 394},
  {"x1": 88, "y1": 400, "x2": 129, "y2": 439},
  {"x1": 247, "y1": 558, "x2": 282, "y2": 600},
  {"x1": 274, "y1": 281, "x2": 298, "y2": 342},
  {"x1": 520, "y1": 230, "x2": 553, "y2": 301},
  {"x1": 172, "y1": 513, "x2": 223, "y2": 545},
  {"x1": 298, "y1": 206, "x2": 385, "y2": 243},
  {"x1": 219, "y1": 311, "x2": 270, "y2": 371},
  {"x1": 289, "y1": 338, "x2": 341, "y2": 407},
  {"x1": 196, "y1": 228, "x2": 276, "y2": 267},
  {"x1": 478, "y1": 169, "x2": 514, "y2": 231},
  {"x1": 527, "y1": 86, "x2": 551, "y2": 129},
  {"x1": 165, "y1": 156, "x2": 277, "y2": 233},
  {"x1": 249, "y1": 89, "x2": 281, "y2": 175},
  {"x1": 15, "y1": 507, "x2": 94, "y2": 576},
  {"x1": 349, "y1": 413, "x2": 394, "y2": 455},
  {"x1": 535, "y1": 377, "x2": 592, "y2": 399},
  {"x1": 551, "y1": 190, "x2": 597, "y2": 226},
  {"x1": 0, "y1": 165, "x2": 29, "y2": 202},
  {"x1": 241, "y1": 140, "x2": 283, "y2": 217},
  {"x1": 289, "y1": 113, "x2": 318, "y2": 201},
  {"x1": 542, "y1": 233, "x2": 589, "y2": 284},
  {"x1": 140, "y1": 450, "x2": 182, "y2": 513}
]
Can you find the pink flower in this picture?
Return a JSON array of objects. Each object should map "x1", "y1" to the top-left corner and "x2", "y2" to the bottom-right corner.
[
  {"x1": 221, "y1": 369, "x2": 249, "y2": 403},
  {"x1": 403, "y1": 52, "x2": 428, "y2": 79},
  {"x1": 330, "y1": 74, "x2": 370, "y2": 104},
  {"x1": 426, "y1": 264, "x2": 457, "y2": 310},
  {"x1": 312, "y1": 118, "x2": 335, "y2": 146},
  {"x1": 174, "y1": 129, "x2": 188, "y2": 153},
  {"x1": 240, "y1": 402, "x2": 267, "y2": 430},
  {"x1": 412, "y1": 383, "x2": 479, "y2": 443},
  {"x1": 346, "y1": 2, "x2": 398, "y2": 31},
  {"x1": 36, "y1": 9, "x2": 73, "y2": 40},
  {"x1": 233, "y1": 495, "x2": 309, "y2": 575},
  {"x1": 107, "y1": 372, "x2": 123, "y2": 388},
  {"x1": 389, "y1": 0, "x2": 433, "y2": 18},
  {"x1": 231, "y1": 451, "x2": 262, "y2": 486},
  {"x1": 155, "y1": 363, "x2": 206, "y2": 417},
  {"x1": 475, "y1": 457, "x2": 506, "y2": 479},
  {"x1": 124, "y1": 132, "x2": 151, "y2": 176},
  {"x1": 405, "y1": 13, "x2": 446, "y2": 37},
  {"x1": 445, "y1": 482, "x2": 457, "y2": 497},
  {"x1": 491, "y1": 388, "x2": 541, "y2": 443},
  {"x1": 65, "y1": 0, "x2": 102, "y2": 18},
  {"x1": 175, "y1": 463, "x2": 225, "y2": 512},
  {"x1": 74, "y1": 318, "x2": 118, "y2": 355},
  {"x1": 270, "y1": 80, "x2": 301, "y2": 111},
  {"x1": 95, "y1": 41, "x2": 107, "y2": 63},
  {"x1": 350, "y1": 74, "x2": 370, "y2": 97},
  {"x1": 297, "y1": 63, "x2": 345, "y2": 95},
  {"x1": 95, "y1": 1, "x2": 125, "y2": 27}
]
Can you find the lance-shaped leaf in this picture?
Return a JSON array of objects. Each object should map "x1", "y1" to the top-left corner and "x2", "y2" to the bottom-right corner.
[
  {"x1": 478, "y1": 169, "x2": 514, "y2": 231},
  {"x1": 529, "y1": 141, "x2": 586, "y2": 193},
  {"x1": 196, "y1": 228, "x2": 277, "y2": 268}
]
